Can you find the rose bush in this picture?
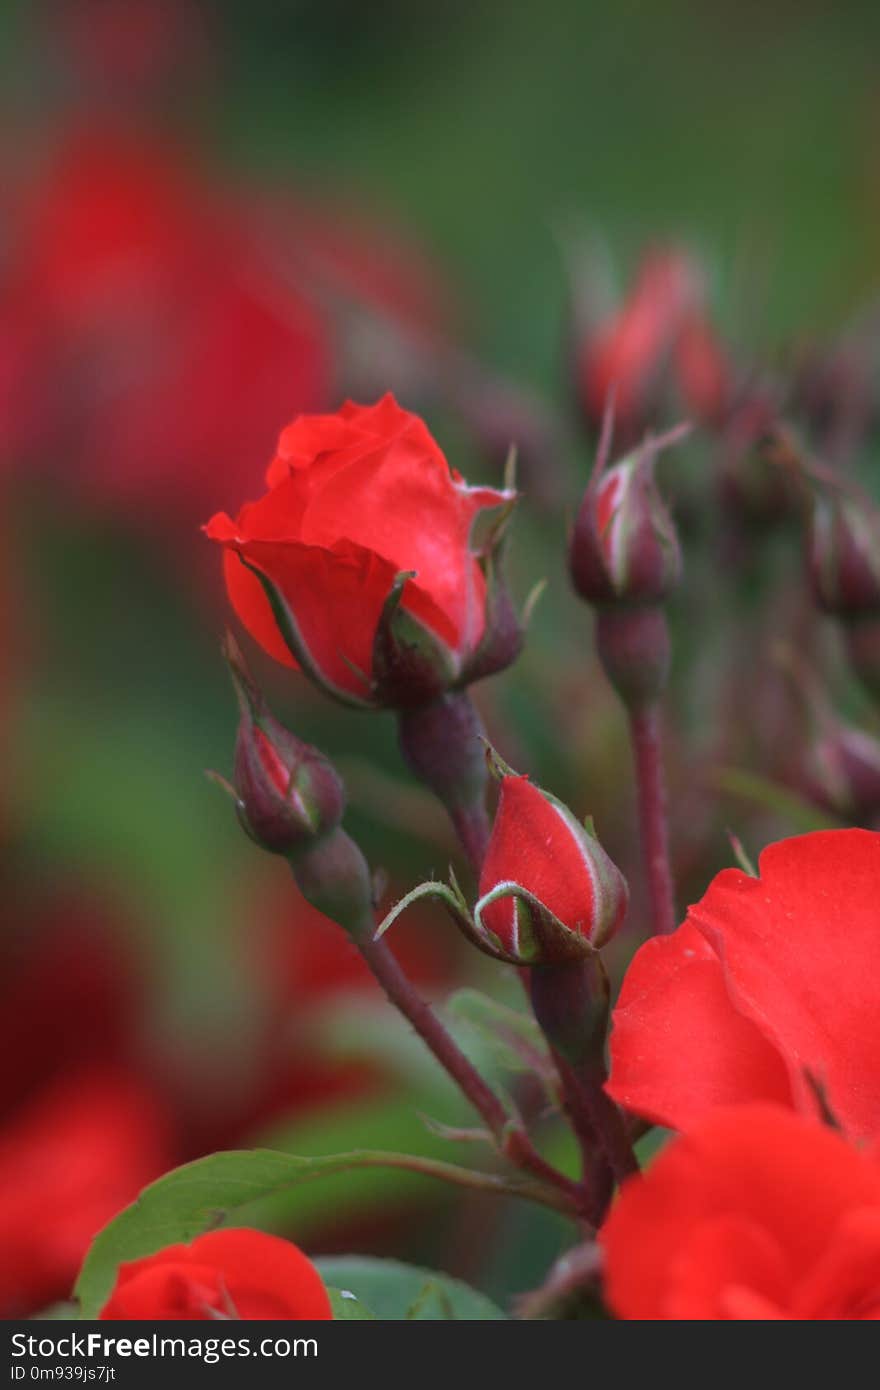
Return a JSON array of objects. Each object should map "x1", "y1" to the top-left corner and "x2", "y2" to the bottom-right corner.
[
  {"x1": 99, "y1": 1228, "x2": 332, "y2": 1320},
  {"x1": 205, "y1": 394, "x2": 514, "y2": 706},
  {"x1": 607, "y1": 828, "x2": 880, "y2": 1139},
  {"x1": 601, "y1": 1104, "x2": 880, "y2": 1319}
]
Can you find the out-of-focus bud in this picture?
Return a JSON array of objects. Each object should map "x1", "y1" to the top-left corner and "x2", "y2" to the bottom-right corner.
[
  {"x1": 843, "y1": 619, "x2": 880, "y2": 705},
  {"x1": 717, "y1": 395, "x2": 798, "y2": 534},
  {"x1": 576, "y1": 249, "x2": 699, "y2": 440},
  {"x1": 673, "y1": 311, "x2": 733, "y2": 426},
  {"x1": 794, "y1": 340, "x2": 875, "y2": 465},
  {"x1": 222, "y1": 636, "x2": 344, "y2": 857},
  {"x1": 807, "y1": 722, "x2": 880, "y2": 823},
  {"x1": 476, "y1": 758, "x2": 628, "y2": 963},
  {"x1": 808, "y1": 490, "x2": 880, "y2": 617},
  {"x1": 570, "y1": 435, "x2": 684, "y2": 607},
  {"x1": 776, "y1": 645, "x2": 880, "y2": 821}
]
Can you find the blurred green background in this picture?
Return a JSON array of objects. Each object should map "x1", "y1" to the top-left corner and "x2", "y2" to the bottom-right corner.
[{"x1": 1, "y1": 0, "x2": 878, "y2": 1313}]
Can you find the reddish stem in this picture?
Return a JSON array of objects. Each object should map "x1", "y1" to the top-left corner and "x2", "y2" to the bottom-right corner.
[
  {"x1": 448, "y1": 801, "x2": 492, "y2": 875},
  {"x1": 629, "y1": 703, "x2": 677, "y2": 937},
  {"x1": 356, "y1": 927, "x2": 582, "y2": 1211}
]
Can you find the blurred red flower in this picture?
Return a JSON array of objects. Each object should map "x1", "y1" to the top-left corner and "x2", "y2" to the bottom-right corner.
[
  {"x1": 0, "y1": 1068, "x2": 171, "y2": 1316},
  {"x1": 601, "y1": 1104, "x2": 880, "y2": 1319},
  {"x1": 3, "y1": 125, "x2": 330, "y2": 527},
  {"x1": 99, "y1": 1228, "x2": 331, "y2": 1321},
  {"x1": 0, "y1": 889, "x2": 146, "y2": 1117},
  {"x1": 205, "y1": 394, "x2": 510, "y2": 701},
  {"x1": 607, "y1": 829, "x2": 880, "y2": 1140},
  {"x1": 577, "y1": 247, "x2": 731, "y2": 443}
]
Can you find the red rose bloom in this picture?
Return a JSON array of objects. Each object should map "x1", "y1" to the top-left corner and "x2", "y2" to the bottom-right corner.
[
  {"x1": 205, "y1": 395, "x2": 511, "y2": 705},
  {"x1": 601, "y1": 1104, "x2": 880, "y2": 1319},
  {"x1": 0, "y1": 1069, "x2": 170, "y2": 1317},
  {"x1": 476, "y1": 773, "x2": 628, "y2": 960},
  {"x1": 99, "y1": 1228, "x2": 332, "y2": 1320},
  {"x1": 607, "y1": 829, "x2": 880, "y2": 1140}
]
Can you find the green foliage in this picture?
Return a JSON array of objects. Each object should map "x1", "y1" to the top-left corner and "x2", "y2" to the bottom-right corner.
[
  {"x1": 74, "y1": 1147, "x2": 469, "y2": 1319},
  {"x1": 315, "y1": 1257, "x2": 507, "y2": 1321},
  {"x1": 326, "y1": 1286, "x2": 376, "y2": 1320}
]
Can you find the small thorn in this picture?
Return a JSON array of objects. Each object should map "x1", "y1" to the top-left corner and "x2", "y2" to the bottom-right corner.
[
  {"x1": 503, "y1": 443, "x2": 518, "y2": 492},
  {"x1": 205, "y1": 770, "x2": 239, "y2": 803},
  {"x1": 482, "y1": 741, "x2": 519, "y2": 782},
  {"x1": 522, "y1": 577, "x2": 548, "y2": 628},
  {"x1": 726, "y1": 829, "x2": 757, "y2": 877}
]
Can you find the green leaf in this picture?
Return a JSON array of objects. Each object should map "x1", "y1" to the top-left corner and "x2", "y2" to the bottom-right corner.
[
  {"x1": 315, "y1": 1257, "x2": 508, "y2": 1320},
  {"x1": 326, "y1": 1287, "x2": 376, "y2": 1320},
  {"x1": 446, "y1": 988, "x2": 555, "y2": 1082},
  {"x1": 75, "y1": 1144, "x2": 558, "y2": 1318}
]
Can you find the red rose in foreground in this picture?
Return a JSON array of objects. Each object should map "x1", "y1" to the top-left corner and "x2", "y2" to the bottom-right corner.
[
  {"x1": 601, "y1": 1104, "x2": 880, "y2": 1319},
  {"x1": 0, "y1": 1069, "x2": 170, "y2": 1316},
  {"x1": 205, "y1": 395, "x2": 512, "y2": 705},
  {"x1": 99, "y1": 1229, "x2": 332, "y2": 1320},
  {"x1": 477, "y1": 772, "x2": 628, "y2": 960},
  {"x1": 607, "y1": 829, "x2": 880, "y2": 1140}
]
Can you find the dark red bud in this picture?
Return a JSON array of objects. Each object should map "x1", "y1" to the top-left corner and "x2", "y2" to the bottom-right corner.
[
  {"x1": 808, "y1": 492, "x2": 880, "y2": 617},
  {"x1": 225, "y1": 637, "x2": 345, "y2": 857},
  {"x1": 570, "y1": 442, "x2": 684, "y2": 609},
  {"x1": 806, "y1": 723, "x2": 880, "y2": 822}
]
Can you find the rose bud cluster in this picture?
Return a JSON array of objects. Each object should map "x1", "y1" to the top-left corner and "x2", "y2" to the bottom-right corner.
[
  {"x1": 99, "y1": 1228, "x2": 332, "y2": 1320},
  {"x1": 204, "y1": 394, "x2": 520, "y2": 711},
  {"x1": 807, "y1": 486, "x2": 880, "y2": 702},
  {"x1": 569, "y1": 425, "x2": 689, "y2": 709}
]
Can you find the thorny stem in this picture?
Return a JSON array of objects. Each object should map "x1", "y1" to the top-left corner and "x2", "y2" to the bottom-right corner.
[
  {"x1": 396, "y1": 692, "x2": 490, "y2": 877},
  {"x1": 629, "y1": 703, "x2": 678, "y2": 937},
  {"x1": 553, "y1": 1052, "x2": 639, "y2": 1204},
  {"x1": 355, "y1": 926, "x2": 584, "y2": 1212}
]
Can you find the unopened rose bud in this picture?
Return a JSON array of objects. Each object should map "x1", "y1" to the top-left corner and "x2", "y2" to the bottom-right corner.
[
  {"x1": 224, "y1": 638, "x2": 344, "y2": 857},
  {"x1": 807, "y1": 722, "x2": 880, "y2": 822},
  {"x1": 576, "y1": 249, "x2": 700, "y2": 442},
  {"x1": 570, "y1": 444, "x2": 682, "y2": 607},
  {"x1": 808, "y1": 491, "x2": 880, "y2": 617},
  {"x1": 477, "y1": 767, "x2": 628, "y2": 962}
]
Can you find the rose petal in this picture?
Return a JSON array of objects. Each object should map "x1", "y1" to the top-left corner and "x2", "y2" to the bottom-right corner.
[
  {"x1": 792, "y1": 1207, "x2": 880, "y2": 1320},
  {"x1": 665, "y1": 1215, "x2": 790, "y2": 1320},
  {"x1": 219, "y1": 535, "x2": 449, "y2": 696},
  {"x1": 608, "y1": 830, "x2": 880, "y2": 1140},
  {"x1": 601, "y1": 1104, "x2": 880, "y2": 1320},
  {"x1": 607, "y1": 921, "x2": 794, "y2": 1129}
]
